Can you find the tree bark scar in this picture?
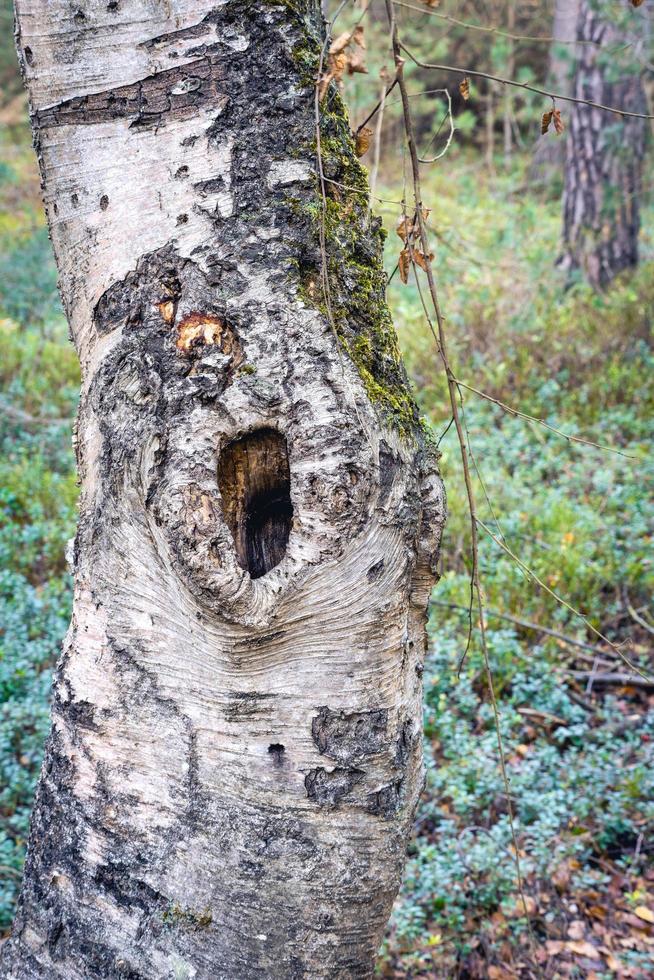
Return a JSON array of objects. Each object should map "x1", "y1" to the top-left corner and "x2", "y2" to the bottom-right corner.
[
  {"x1": 34, "y1": 57, "x2": 228, "y2": 130},
  {"x1": 312, "y1": 706, "x2": 389, "y2": 763}
]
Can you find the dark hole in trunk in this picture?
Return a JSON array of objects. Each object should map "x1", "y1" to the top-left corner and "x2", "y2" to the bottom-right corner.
[{"x1": 217, "y1": 429, "x2": 292, "y2": 579}]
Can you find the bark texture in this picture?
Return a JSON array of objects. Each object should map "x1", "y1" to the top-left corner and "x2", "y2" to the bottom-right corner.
[
  {"x1": 3, "y1": 2, "x2": 445, "y2": 979},
  {"x1": 560, "y1": 0, "x2": 648, "y2": 288},
  {"x1": 530, "y1": 0, "x2": 580, "y2": 173}
]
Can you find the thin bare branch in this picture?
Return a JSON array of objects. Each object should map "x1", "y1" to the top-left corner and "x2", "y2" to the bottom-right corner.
[
  {"x1": 477, "y1": 518, "x2": 653, "y2": 683},
  {"x1": 455, "y1": 380, "x2": 635, "y2": 458},
  {"x1": 431, "y1": 600, "x2": 619, "y2": 665},
  {"x1": 400, "y1": 43, "x2": 654, "y2": 120},
  {"x1": 392, "y1": 0, "x2": 601, "y2": 46}
]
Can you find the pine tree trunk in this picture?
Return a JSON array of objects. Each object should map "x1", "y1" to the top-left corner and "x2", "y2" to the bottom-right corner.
[
  {"x1": 560, "y1": 0, "x2": 648, "y2": 288},
  {"x1": 2, "y1": 2, "x2": 445, "y2": 978}
]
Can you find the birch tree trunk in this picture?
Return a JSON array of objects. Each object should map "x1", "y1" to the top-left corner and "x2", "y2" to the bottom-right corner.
[
  {"x1": 2, "y1": 2, "x2": 445, "y2": 978},
  {"x1": 530, "y1": 0, "x2": 580, "y2": 175},
  {"x1": 560, "y1": 0, "x2": 648, "y2": 288}
]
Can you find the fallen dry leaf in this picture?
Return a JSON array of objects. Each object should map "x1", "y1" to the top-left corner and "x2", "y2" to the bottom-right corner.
[
  {"x1": 567, "y1": 920, "x2": 586, "y2": 940},
  {"x1": 487, "y1": 967, "x2": 514, "y2": 980},
  {"x1": 634, "y1": 906, "x2": 654, "y2": 925},
  {"x1": 566, "y1": 939, "x2": 602, "y2": 959},
  {"x1": 545, "y1": 940, "x2": 564, "y2": 956}
]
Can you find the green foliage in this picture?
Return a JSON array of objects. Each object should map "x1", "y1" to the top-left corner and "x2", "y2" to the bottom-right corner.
[
  {"x1": 0, "y1": 124, "x2": 77, "y2": 933},
  {"x1": 380, "y1": 617, "x2": 654, "y2": 974}
]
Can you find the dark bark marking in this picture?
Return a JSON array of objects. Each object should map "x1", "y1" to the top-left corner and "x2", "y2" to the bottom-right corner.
[
  {"x1": 394, "y1": 718, "x2": 416, "y2": 769},
  {"x1": 378, "y1": 441, "x2": 400, "y2": 504},
  {"x1": 366, "y1": 781, "x2": 402, "y2": 820},
  {"x1": 366, "y1": 559, "x2": 385, "y2": 582},
  {"x1": 218, "y1": 429, "x2": 293, "y2": 579},
  {"x1": 267, "y1": 743, "x2": 286, "y2": 766},
  {"x1": 311, "y1": 706, "x2": 388, "y2": 764},
  {"x1": 35, "y1": 57, "x2": 227, "y2": 131},
  {"x1": 304, "y1": 767, "x2": 365, "y2": 808}
]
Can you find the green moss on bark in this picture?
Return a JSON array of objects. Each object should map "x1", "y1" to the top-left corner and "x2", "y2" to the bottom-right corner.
[{"x1": 289, "y1": 88, "x2": 422, "y2": 436}]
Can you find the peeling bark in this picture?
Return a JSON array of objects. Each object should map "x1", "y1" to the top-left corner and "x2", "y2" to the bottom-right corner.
[
  {"x1": 560, "y1": 0, "x2": 648, "y2": 288},
  {"x1": 3, "y1": 2, "x2": 445, "y2": 978}
]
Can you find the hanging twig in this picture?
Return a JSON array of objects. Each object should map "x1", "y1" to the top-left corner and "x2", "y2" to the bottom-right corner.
[
  {"x1": 355, "y1": 75, "x2": 398, "y2": 135},
  {"x1": 383, "y1": 0, "x2": 536, "y2": 941}
]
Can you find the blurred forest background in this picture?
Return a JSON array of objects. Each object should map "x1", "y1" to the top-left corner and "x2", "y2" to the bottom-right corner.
[{"x1": 1, "y1": 0, "x2": 653, "y2": 976}]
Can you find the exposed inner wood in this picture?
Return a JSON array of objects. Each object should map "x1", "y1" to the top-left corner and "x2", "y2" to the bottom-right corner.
[{"x1": 217, "y1": 428, "x2": 292, "y2": 578}]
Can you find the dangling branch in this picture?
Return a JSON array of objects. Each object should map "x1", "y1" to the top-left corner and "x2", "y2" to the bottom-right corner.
[
  {"x1": 383, "y1": 0, "x2": 536, "y2": 937},
  {"x1": 400, "y1": 43, "x2": 654, "y2": 121}
]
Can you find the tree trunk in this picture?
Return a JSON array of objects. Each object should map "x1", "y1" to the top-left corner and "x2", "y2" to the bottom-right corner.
[
  {"x1": 2, "y1": 2, "x2": 445, "y2": 978},
  {"x1": 560, "y1": 0, "x2": 648, "y2": 288},
  {"x1": 530, "y1": 0, "x2": 580, "y2": 175}
]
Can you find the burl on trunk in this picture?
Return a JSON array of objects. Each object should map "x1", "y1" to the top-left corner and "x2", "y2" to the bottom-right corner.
[{"x1": 3, "y1": 2, "x2": 445, "y2": 978}]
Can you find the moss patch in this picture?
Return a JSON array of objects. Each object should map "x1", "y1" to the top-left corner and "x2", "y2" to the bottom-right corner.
[
  {"x1": 162, "y1": 902, "x2": 213, "y2": 930},
  {"x1": 287, "y1": 83, "x2": 423, "y2": 437}
]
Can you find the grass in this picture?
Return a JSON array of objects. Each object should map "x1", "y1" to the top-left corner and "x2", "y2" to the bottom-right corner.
[{"x1": 0, "y1": 106, "x2": 653, "y2": 976}]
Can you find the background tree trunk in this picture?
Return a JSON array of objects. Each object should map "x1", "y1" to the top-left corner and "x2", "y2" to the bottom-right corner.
[
  {"x1": 2, "y1": 2, "x2": 445, "y2": 978},
  {"x1": 530, "y1": 0, "x2": 580, "y2": 175},
  {"x1": 560, "y1": 0, "x2": 648, "y2": 288}
]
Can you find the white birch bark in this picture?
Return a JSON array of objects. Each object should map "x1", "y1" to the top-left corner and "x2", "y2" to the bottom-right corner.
[{"x1": 2, "y1": 2, "x2": 445, "y2": 977}]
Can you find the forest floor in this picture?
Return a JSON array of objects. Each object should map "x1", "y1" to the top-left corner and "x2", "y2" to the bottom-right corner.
[{"x1": 1, "y1": 106, "x2": 653, "y2": 978}]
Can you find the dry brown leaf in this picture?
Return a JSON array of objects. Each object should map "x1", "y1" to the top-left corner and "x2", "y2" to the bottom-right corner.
[
  {"x1": 413, "y1": 249, "x2": 434, "y2": 273},
  {"x1": 507, "y1": 894, "x2": 537, "y2": 917},
  {"x1": 347, "y1": 47, "x2": 368, "y2": 76},
  {"x1": 567, "y1": 920, "x2": 586, "y2": 940},
  {"x1": 351, "y1": 24, "x2": 366, "y2": 47},
  {"x1": 395, "y1": 209, "x2": 431, "y2": 243},
  {"x1": 545, "y1": 940, "x2": 564, "y2": 956},
  {"x1": 634, "y1": 906, "x2": 654, "y2": 925},
  {"x1": 398, "y1": 248, "x2": 411, "y2": 284},
  {"x1": 551, "y1": 861, "x2": 571, "y2": 891},
  {"x1": 566, "y1": 939, "x2": 601, "y2": 959},
  {"x1": 620, "y1": 910, "x2": 653, "y2": 930},
  {"x1": 487, "y1": 968, "x2": 514, "y2": 980},
  {"x1": 329, "y1": 30, "x2": 354, "y2": 56},
  {"x1": 459, "y1": 77, "x2": 470, "y2": 101},
  {"x1": 541, "y1": 110, "x2": 553, "y2": 135},
  {"x1": 605, "y1": 952, "x2": 626, "y2": 973},
  {"x1": 355, "y1": 126, "x2": 372, "y2": 157},
  {"x1": 320, "y1": 27, "x2": 367, "y2": 99},
  {"x1": 553, "y1": 107, "x2": 565, "y2": 135}
]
